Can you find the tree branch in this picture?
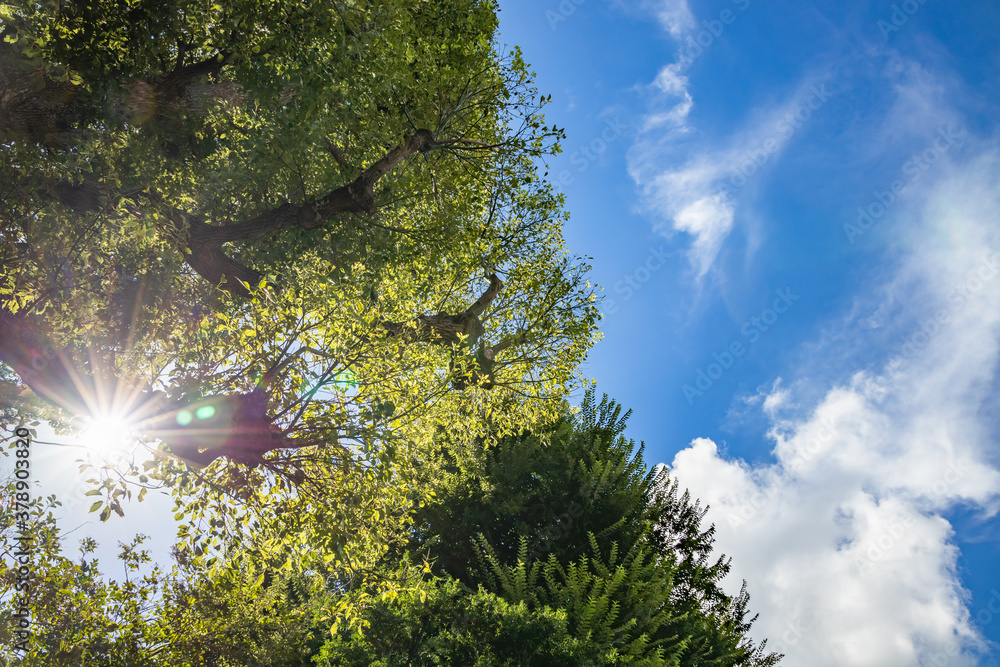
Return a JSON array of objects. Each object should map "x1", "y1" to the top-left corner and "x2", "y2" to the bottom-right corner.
[
  {"x1": 0, "y1": 35, "x2": 232, "y2": 148},
  {"x1": 211, "y1": 129, "x2": 437, "y2": 243},
  {"x1": 169, "y1": 130, "x2": 438, "y2": 295},
  {"x1": 381, "y1": 274, "x2": 502, "y2": 347},
  {"x1": 0, "y1": 304, "x2": 324, "y2": 467},
  {"x1": 463, "y1": 274, "x2": 503, "y2": 319},
  {"x1": 0, "y1": 308, "x2": 90, "y2": 416}
]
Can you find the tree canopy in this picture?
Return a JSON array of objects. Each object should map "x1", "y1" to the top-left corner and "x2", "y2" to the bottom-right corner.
[
  {"x1": 0, "y1": 1, "x2": 780, "y2": 664},
  {"x1": 1, "y1": 0, "x2": 596, "y2": 546}
]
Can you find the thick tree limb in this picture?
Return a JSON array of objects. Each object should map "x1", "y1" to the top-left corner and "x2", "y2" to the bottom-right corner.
[
  {"x1": 378, "y1": 274, "x2": 528, "y2": 390},
  {"x1": 147, "y1": 388, "x2": 310, "y2": 468},
  {"x1": 209, "y1": 129, "x2": 437, "y2": 243},
  {"x1": 0, "y1": 305, "x2": 313, "y2": 466},
  {"x1": 175, "y1": 130, "x2": 437, "y2": 295},
  {"x1": 0, "y1": 308, "x2": 91, "y2": 417},
  {"x1": 5, "y1": 58, "x2": 439, "y2": 297},
  {"x1": 381, "y1": 274, "x2": 502, "y2": 346},
  {"x1": 0, "y1": 298, "x2": 343, "y2": 466},
  {"x1": 464, "y1": 273, "x2": 503, "y2": 319}
]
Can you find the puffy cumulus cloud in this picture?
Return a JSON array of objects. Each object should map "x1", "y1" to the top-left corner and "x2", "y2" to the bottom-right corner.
[{"x1": 664, "y1": 151, "x2": 1000, "y2": 666}]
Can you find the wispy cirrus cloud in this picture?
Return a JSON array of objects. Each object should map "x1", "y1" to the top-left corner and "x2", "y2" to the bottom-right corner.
[
  {"x1": 628, "y1": 75, "x2": 832, "y2": 277},
  {"x1": 645, "y1": 0, "x2": 695, "y2": 38},
  {"x1": 627, "y1": 0, "x2": 833, "y2": 279}
]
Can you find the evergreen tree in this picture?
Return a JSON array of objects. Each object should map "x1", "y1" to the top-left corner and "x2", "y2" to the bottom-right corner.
[
  {"x1": 316, "y1": 578, "x2": 596, "y2": 666},
  {"x1": 403, "y1": 389, "x2": 782, "y2": 666}
]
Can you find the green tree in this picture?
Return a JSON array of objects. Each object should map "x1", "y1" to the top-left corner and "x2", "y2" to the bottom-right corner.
[
  {"x1": 0, "y1": 0, "x2": 597, "y2": 602},
  {"x1": 0, "y1": 452, "x2": 327, "y2": 665},
  {"x1": 0, "y1": 0, "x2": 596, "y2": 468},
  {"x1": 403, "y1": 390, "x2": 782, "y2": 666},
  {"x1": 316, "y1": 577, "x2": 598, "y2": 666},
  {"x1": 0, "y1": 2, "x2": 782, "y2": 662}
]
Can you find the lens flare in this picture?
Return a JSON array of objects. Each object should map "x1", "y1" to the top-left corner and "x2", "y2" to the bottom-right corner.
[
  {"x1": 79, "y1": 414, "x2": 133, "y2": 452},
  {"x1": 195, "y1": 405, "x2": 216, "y2": 420}
]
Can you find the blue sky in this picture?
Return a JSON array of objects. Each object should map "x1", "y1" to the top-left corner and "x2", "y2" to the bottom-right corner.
[
  {"x1": 496, "y1": 0, "x2": 1000, "y2": 665},
  {"x1": 16, "y1": 1, "x2": 1000, "y2": 665}
]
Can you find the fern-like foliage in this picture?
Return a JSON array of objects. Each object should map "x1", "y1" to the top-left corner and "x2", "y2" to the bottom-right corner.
[
  {"x1": 473, "y1": 532, "x2": 687, "y2": 665},
  {"x1": 405, "y1": 387, "x2": 783, "y2": 666}
]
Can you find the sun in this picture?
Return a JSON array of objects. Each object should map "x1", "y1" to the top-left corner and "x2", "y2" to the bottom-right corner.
[{"x1": 79, "y1": 414, "x2": 134, "y2": 453}]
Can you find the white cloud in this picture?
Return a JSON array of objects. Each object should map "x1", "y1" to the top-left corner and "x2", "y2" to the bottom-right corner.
[
  {"x1": 649, "y1": 0, "x2": 695, "y2": 38},
  {"x1": 653, "y1": 63, "x2": 689, "y2": 95},
  {"x1": 645, "y1": 63, "x2": 694, "y2": 130},
  {"x1": 671, "y1": 195, "x2": 734, "y2": 277},
  {"x1": 664, "y1": 151, "x2": 1000, "y2": 666},
  {"x1": 627, "y1": 0, "x2": 838, "y2": 280},
  {"x1": 629, "y1": 79, "x2": 830, "y2": 278}
]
